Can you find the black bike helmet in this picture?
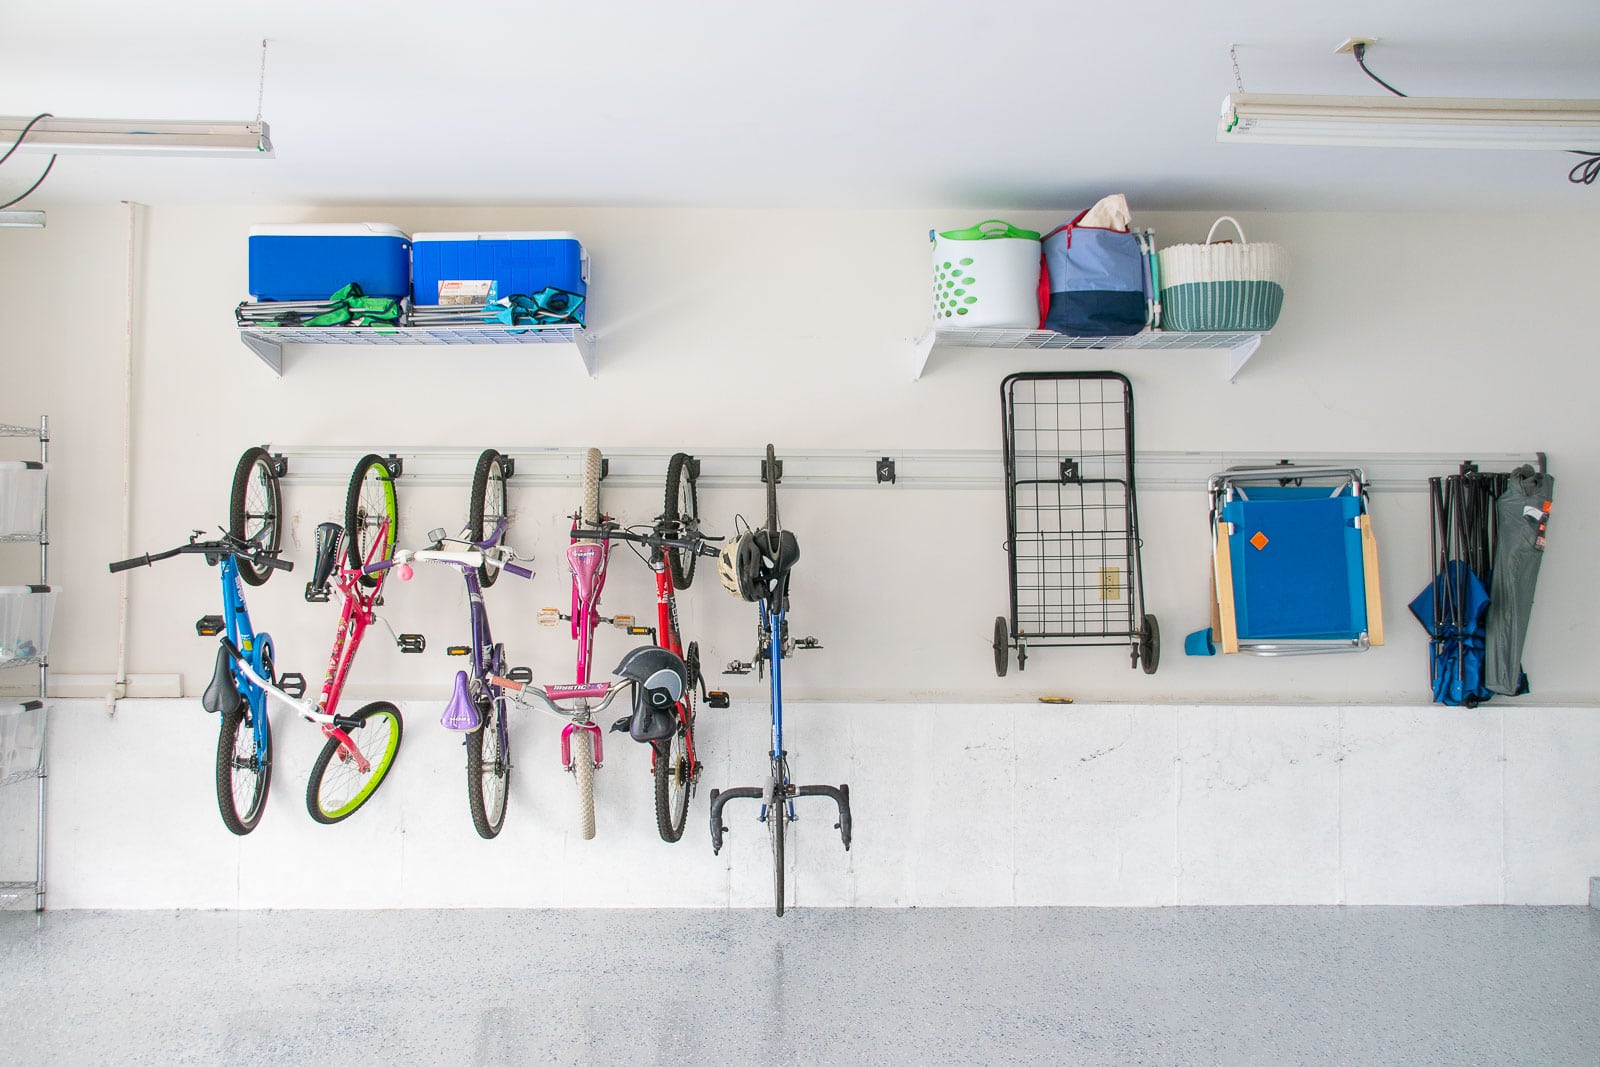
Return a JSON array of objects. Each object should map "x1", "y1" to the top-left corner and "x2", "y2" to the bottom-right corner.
[{"x1": 614, "y1": 646, "x2": 687, "y2": 743}]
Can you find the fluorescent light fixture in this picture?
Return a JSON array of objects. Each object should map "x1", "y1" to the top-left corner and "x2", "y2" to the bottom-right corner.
[
  {"x1": 0, "y1": 210, "x2": 45, "y2": 228},
  {"x1": 1218, "y1": 93, "x2": 1600, "y2": 150},
  {"x1": 0, "y1": 116, "x2": 273, "y2": 157}
]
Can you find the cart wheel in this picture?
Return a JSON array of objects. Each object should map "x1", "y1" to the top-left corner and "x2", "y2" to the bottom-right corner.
[
  {"x1": 1139, "y1": 614, "x2": 1161, "y2": 675},
  {"x1": 992, "y1": 616, "x2": 1009, "y2": 678}
]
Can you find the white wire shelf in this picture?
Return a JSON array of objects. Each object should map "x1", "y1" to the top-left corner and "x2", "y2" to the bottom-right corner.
[
  {"x1": 237, "y1": 323, "x2": 596, "y2": 379},
  {"x1": 911, "y1": 326, "x2": 1265, "y2": 382}
]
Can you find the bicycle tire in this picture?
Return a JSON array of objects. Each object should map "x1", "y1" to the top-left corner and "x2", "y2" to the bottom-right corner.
[
  {"x1": 466, "y1": 693, "x2": 510, "y2": 839},
  {"x1": 468, "y1": 449, "x2": 509, "y2": 588},
  {"x1": 229, "y1": 446, "x2": 282, "y2": 587},
  {"x1": 770, "y1": 764, "x2": 786, "y2": 917},
  {"x1": 306, "y1": 702, "x2": 403, "y2": 824},
  {"x1": 578, "y1": 448, "x2": 602, "y2": 543},
  {"x1": 765, "y1": 443, "x2": 779, "y2": 540},
  {"x1": 663, "y1": 452, "x2": 699, "y2": 589},
  {"x1": 216, "y1": 702, "x2": 272, "y2": 836},
  {"x1": 653, "y1": 716, "x2": 693, "y2": 843},
  {"x1": 345, "y1": 454, "x2": 399, "y2": 588},
  {"x1": 572, "y1": 726, "x2": 597, "y2": 840}
]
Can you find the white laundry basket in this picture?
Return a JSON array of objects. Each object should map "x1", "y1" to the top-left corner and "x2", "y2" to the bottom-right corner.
[{"x1": 930, "y1": 220, "x2": 1041, "y2": 327}]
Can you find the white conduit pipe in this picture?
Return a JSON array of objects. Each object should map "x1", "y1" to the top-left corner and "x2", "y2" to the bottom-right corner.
[{"x1": 109, "y1": 201, "x2": 140, "y2": 710}]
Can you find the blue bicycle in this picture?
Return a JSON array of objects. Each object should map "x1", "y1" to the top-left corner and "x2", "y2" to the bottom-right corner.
[
  {"x1": 110, "y1": 530, "x2": 308, "y2": 835},
  {"x1": 710, "y1": 443, "x2": 851, "y2": 916}
]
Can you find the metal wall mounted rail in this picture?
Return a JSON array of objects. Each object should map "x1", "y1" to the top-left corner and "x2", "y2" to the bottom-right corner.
[{"x1": 269, "y1": 445, "x2": 1543, "y2": 495}]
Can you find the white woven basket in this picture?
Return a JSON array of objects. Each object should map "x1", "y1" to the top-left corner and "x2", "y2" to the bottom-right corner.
[{"x1": 1158, "y1": 217, "x2": 1288, "y2": 331}]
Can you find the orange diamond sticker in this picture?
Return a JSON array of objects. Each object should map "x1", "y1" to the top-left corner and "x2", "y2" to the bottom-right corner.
[{"x1": 1250, "y1": 530, "x2": 1269, "y2": 551}]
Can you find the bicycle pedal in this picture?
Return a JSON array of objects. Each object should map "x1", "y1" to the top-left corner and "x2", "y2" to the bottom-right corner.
[
  {"x1": 446, "y1": 645, "x2": 471, "y2": 657},
  {"x1": 611, "y1": 614, "x2": 635, "y2": 630},
  {"x1": 796, "y1": 637, "x2": 822, "y2": 650},
  {"x1": 195, "y1": 614, "x2": 224, "y2": 637},
  {"x1": 303, "y1": 583, "x2": 331, "y2": 604},
  {"x1": 538, "y1": 608, "x2": 562, "y2": 626},
  {"x1": 278, "y1": 672, "x2": 307, "y2": 699},
  {"x1": 507, "y1": 666, "x2": 533, "y2": 684},
  {"x1": 722, "y1": 661, "x2": 752, "y2": 676},
  {"x1": 706, "y1": 691, "x2": 731, "y2": 709},
  {"x1": 398, "y1": 633, "x2": 426, "y2": 654},
  {"x1": 626, "y1": 625, "x2": 655, "y2": 637}
]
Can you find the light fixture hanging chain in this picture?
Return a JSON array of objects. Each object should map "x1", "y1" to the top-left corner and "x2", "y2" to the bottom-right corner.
[
  {"x1": 256, "y1": 38, "x2": 269, "y2": 124},
  {"x1": 1230, "y1": 44, "x2": 1245, "y2": 94}
]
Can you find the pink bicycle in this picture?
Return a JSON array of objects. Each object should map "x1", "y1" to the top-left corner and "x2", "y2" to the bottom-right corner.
[{"x1": 535, "y1": 448, "x2": 647, "y2": 839}]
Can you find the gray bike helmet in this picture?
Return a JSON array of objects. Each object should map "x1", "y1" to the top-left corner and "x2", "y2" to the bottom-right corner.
[{"x1": 614, "y1": 646, "x2": 687, "y2": 743}]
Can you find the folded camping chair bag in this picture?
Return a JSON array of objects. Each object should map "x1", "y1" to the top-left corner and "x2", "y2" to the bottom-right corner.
[{"x1": 1037, "y1": 210, "x2": 1147, "y2": 336}]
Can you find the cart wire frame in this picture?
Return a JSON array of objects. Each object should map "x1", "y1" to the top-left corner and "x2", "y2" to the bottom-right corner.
[{"x1": 995, "y1": 372, "x2": 1158, "y2": 676}]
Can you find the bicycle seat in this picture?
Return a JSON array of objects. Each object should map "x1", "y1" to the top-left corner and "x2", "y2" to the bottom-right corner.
[
  {"x1": 753, "y1": 529, "x2": 800, "y2": 584},
  {"x1": 614, "y1": 646, "x2": 686, "y2": 743},
  {"x1": 201, "y1": 643, "x2": 243, "y2": 716}
]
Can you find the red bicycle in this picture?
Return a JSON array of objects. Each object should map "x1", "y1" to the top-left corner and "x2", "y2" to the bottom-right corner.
[{"x1": 575, "y1": 453, "x2": 730, "y2": 841}]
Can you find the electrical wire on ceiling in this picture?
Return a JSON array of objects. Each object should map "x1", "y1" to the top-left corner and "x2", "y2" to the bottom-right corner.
[
  {"x1": 1349, "y1": 42, "x2": 1598, "y2": 187},
  {"x1": 0, "y1": 112, "x2": 57, "y2": 210}
]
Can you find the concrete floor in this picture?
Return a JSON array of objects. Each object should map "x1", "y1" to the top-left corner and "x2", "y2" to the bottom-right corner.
[{"x1": 2, "y1": 907, "x2": 1599, "y2": 1065}]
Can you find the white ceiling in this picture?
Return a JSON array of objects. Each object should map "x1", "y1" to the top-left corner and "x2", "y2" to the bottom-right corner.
[{"x1": 5, "y1": 0, "x2": 1600, "y2": 211}]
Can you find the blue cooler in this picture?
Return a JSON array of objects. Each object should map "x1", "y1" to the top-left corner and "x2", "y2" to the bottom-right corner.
[
  {"x1": 248, "y1": 223, "x2": 412, "y2": 302},
  {"x1": 411, "y1": 231, "x2": 588, "y2": 307}
]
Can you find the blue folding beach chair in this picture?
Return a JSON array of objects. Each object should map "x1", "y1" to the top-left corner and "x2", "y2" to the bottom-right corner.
[{"x1": 1186, "y1": 465, "x2": 1385, "y2": 656}]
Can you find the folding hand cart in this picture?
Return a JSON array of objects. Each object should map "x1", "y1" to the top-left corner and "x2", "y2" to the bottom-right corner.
[
  {"x1": 1188, "y1": 465, "x2": 1384, "y2": 656},
  {"x1": 994, "y1": 372, "x2": 1158, "y2": 676}
]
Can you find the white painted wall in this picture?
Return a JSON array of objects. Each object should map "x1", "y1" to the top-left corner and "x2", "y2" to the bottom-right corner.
[
  {"x1": 2, "y1": 205, "x2": 1597, "y2": 907},
  {"x1": 15, "y1": 698, "x2": 1600, "y2": 908}
]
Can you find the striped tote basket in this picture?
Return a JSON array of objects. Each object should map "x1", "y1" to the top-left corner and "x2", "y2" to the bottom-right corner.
[{"x1": 1158, "y1": 217, "x2": 1288, "y2": 332}]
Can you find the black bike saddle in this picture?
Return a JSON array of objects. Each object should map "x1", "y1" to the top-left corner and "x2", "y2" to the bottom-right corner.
[
  {"x1": 753, "y1": 529, "x2": 800, "y2": 583},
  {"x1": 201, "y1": 643, "x2": 243, "y2": 716}
]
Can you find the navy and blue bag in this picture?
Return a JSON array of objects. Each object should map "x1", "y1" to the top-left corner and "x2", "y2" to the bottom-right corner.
[{"x1": 1037, "y1": 209, "x2": 1149, "y2": 336}]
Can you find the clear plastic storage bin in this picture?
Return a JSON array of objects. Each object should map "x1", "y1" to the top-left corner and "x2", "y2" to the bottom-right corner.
[
  {"x1": 0, "y1": 587, "x2": 56, "y2": 666},
  {"x1": 0, "y1": 701, "x2": 45, "y2": 786},
  {"x1": 0, "y1": 461, "x2": 45, "y2": 538}
]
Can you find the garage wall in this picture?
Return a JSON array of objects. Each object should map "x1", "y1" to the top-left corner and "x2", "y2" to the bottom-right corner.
[{"x1": 2, "y1": 204, "x2": 1596, "y2": 907}]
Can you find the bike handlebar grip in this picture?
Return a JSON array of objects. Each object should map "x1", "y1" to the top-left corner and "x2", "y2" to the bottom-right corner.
[
  {"x1": 504, "y1": 562, "x2": 533, "y2": 580},
  {"x1": 488, "y1": 674, "x2": 524, "y2": 692},
  {"x1": 108, "y1": 555, "x2": 150, "y2": 573},
  {"x1": 265, "y1": 555, "x2": 294, "y2": 572},
  {"x1": 362, "y1": 560, "x2": 392, "y2": 576}
]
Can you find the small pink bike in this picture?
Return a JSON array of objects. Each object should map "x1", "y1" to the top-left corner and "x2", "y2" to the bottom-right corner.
[{"x1": 535, "y1": 448, "x2": 651, "y2": 839}]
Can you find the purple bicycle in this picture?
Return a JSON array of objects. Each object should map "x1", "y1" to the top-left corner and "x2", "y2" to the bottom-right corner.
[{"x1": 367, "y1": 450, "x2": 532, "y2": 838}]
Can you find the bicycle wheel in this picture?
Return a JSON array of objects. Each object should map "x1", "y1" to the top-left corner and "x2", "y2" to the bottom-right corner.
[
  {"x1": 468, "y1": 449, "x2": 509, "y2": 588},
  {"x1": 466, "y1": 693, "x2": 510, "y2": 839},
  {"x1": 765, "y1": 443, "x2": 779, "y2": 539},
  {"x1": 229, "y1": 447, "x2": 281, "y2": 587},
  {"x1": 770, "y1": 763, "x2": 786, "y2": 917},
  {"x1": 663, "y1": 452, "x2": 699, "y2": 589},
  {"x1": 216, "y1": 701, "x2": 272, "y2": 836},
  {"x1": 306, "y1": 702, "x2": 403, "y2": 824},
  {"x1": 579, "y1": 447, "x2": 602, "y2": 536},
  {"x1": 345, "y1": 454, "x2": 398, "y2": 587},
  {"x1": 653, "y1": 713, "x2": 693, "y2": 843},
  {"x1": 572, "y1": 726, "x2": 597, "y2": 840}
]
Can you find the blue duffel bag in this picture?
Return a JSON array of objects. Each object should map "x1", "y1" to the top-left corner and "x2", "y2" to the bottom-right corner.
[{"x1": 1037, "y1": 209, "x2": 1149, "y2": 336}]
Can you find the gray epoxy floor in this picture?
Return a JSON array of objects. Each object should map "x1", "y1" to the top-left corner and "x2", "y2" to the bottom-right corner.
[{"x1": 3, "y1": 907, "x2": 1599, "y2": 1065}]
